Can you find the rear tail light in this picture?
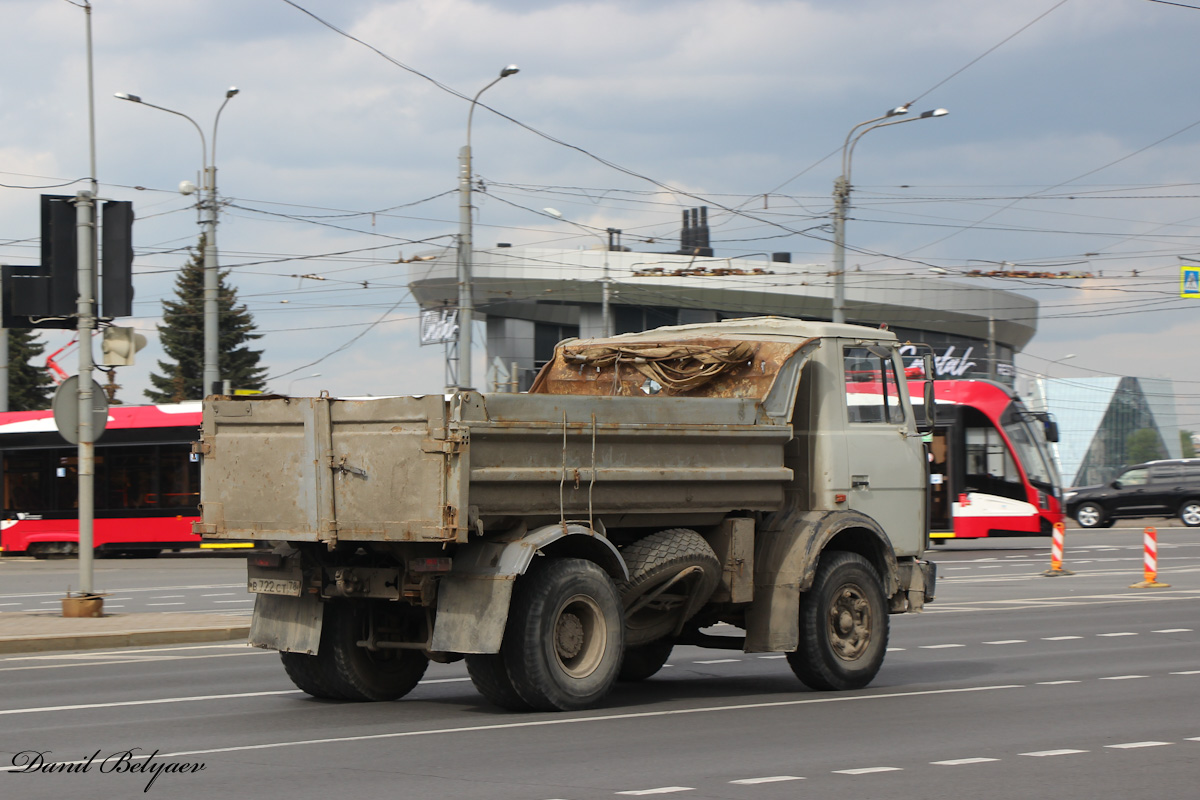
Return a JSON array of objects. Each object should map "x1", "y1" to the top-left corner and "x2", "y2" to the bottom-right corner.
[{"x1": 248, "y1": 552, "x2": 283, "y2": 568}]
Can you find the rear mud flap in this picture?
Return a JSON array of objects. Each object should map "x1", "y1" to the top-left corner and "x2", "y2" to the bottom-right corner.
[{"x1": 249, "y1": 593, "x2": 324, "y2": 654}]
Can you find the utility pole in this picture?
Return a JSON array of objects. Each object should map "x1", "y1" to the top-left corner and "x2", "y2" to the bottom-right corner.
[
  {"x1": 452, "y1": 65, "x2": 518, "y2": 392},
  {"x1": 833, "y1": 106, "x2": 947, "y2": 324},
  {"x1": 76, "y1": 0, "x2": 100, "y2": 600}
]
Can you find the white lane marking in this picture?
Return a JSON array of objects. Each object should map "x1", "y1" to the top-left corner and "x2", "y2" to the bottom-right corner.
[
  {"x1": 1042, "y1": 636, "x2": 1082, "y2": 641},
  {"x1": 729, "y1": 776, "x2": 804, "y2": 784},
  {"x1": 214, "y1": 599, "x2": 254, "y2": 603},
  {"x1": 1100, "y1": 675, "x2": 1148, "y2": 681},
  {"x1": 1153, "y1": 628, "x2": 1193, "y2": 633},
  {"x1": 1097, "y1": 632, "x2": 1138, "y2": 637},
  {"x1": 145, "y1": 602, "x2": 185, "y2": 606},
  {"x1": 1187, "y1": 737, "x2": 1200, "y2": 742},
  {"x1": 983, "y1": 640, "x2": 1026, "y2": 645},
  {"x1": 0, "y1": 603, "x2": 22, "y2": 607},
  {"x1": 1171, "y1": 671, "x2": 1200, "y2": 675},
  {"x1": 886, "y1": 647, "x2": 906, "y2": 652},
  {"x1": 1037, "y1": 680, "x2": 1081, "y2": 685},
  {"x1": 0, "y1": 689, "x2": 300, "y2": 716},
  {"x1": 978, "y1": 566, "x2": 1002, "y2": 569},
  {"x1": 757, "y1": 655, "x2": 786, "y2": 660},
  {"x1": 932, "y1": 758, "x2": 1000, "y2": 766},
  {"x1": 1, "y1": 643, "x2": 250, "y2": 662},
  {"x1": 1021, "y1": 749, "x2": 1088, "y2": 757},
  {"x1": 616, "y1": 788, "x2": 693, "y2": 795},
  {"x1": 202, "y1": 593, "x2": 238, "y2": 597},
  {"x1": 150, "y1": 595, "x2": 187, "y2": 599},
  {"x1": 834, "y1": 767, "x2": 901, "y2": 775},
  {"x1": 1105, "y1": 742, "x2": 1171, "y2": 749},
  {"x1": 694, "y1": 659, "x2": 740, "y2": 665},
  {"x1": 919, "y1": 644, "x2": 965, "y2": 649},
  {"x1": 0, "y1": 683, "x2": 1027, "y2": 769}
]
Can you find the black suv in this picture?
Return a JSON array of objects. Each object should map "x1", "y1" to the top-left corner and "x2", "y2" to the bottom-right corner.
[{"x1": 1066, "y1": 459, "x2": 1200, "y2": 528}]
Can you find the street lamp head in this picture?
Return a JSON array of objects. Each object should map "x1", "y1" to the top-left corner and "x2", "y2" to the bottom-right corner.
[
  {"x1": 114, "y1": 92, "x2": 142, "y2": 103},
  {"x1": 886, "y1": 105, "x2": 909, "y2": 117},
  {"x1": 921, "y1": 108, "x2": 949, "y2": 118},
  {"x1": 543, "y1": 207, "x2": 563, "y2": 218},
  {"x1": 500, "y1": 64, "x2": 520, "y2": 77},
  {"x1": 225, "y1": 87, "x2": 240, "y2": 99}
]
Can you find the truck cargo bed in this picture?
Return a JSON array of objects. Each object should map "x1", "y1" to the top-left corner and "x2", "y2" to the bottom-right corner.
[{"x1": 197, "y1": 392, "x2": 793, "y2": 545}]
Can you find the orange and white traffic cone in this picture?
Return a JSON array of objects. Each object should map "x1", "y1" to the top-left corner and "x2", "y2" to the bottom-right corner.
[
  {"x1": 1130, "y1": 527, "x2": 1170, "y2": 588},
  {"x1": 1042, "y1": 521, "x2": 1074, "y2": 576}
]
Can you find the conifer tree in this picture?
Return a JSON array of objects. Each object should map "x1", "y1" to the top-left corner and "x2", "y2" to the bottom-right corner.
[
  {"x1": 6, "y1": 328, "x2": 55, "y2": 411},
  {"x1": 145, "y1": 238, "x2": 267, "y2": 402}
]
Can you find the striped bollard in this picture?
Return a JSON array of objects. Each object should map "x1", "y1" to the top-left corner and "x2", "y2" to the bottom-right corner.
[
  {"x1": 1131, "y1": 527, "x2": 1170, "y2": 588},
  {"x1": 1042, "y1": 521, "x2": 1074, "y2": 576}
]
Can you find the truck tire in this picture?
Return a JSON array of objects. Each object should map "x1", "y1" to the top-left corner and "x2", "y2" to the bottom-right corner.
[
  {"x1": 325, "y1": 602, "x2": 430, "y2": 702},
  {"x1": 787, "y1": 551, "x2": 888, "y2": 692},
  {"x1": 1074, "y1": 502, "x2": 1106, "y2": 529},
  {"x1": 502, "y1": 558, "x2": 624, "y2": 712},
  {"x1": 279, "y1": 602, "x2": 349, "y2": 700},
  {"x1": 618, "y1": 529, "x2": 721, "y2": 647},
  {"x1": 280, "y1": 650, "x2": 343, "y2": 700},
  {"x1": 465, "y1": 654, "x2": 532, "y2": 711},
  {"x1": 618, "y1": 640, "x2": 674, "y2": 682}
]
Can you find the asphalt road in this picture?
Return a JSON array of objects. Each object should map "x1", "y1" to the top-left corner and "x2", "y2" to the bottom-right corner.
[
  {"x1": 2, "y1": 526, "x2": 1198, "y2": 800},
  {"x1": 0, "y1": 552, "x2": 253, "y2": 616}
]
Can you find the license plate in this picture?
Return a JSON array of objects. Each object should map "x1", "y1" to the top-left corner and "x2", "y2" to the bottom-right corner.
[{"x1": 248, "y1": 577, "x2": 302, "y2": 596}]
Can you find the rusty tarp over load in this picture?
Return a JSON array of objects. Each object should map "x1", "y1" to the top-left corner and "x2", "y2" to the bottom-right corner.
[{"x1": 530, "y1": 334, "x2": 810, "y2": 400}]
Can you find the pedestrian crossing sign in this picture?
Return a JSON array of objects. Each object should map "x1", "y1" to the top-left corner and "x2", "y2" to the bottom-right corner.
[{"x1": 1184, "y1": 265, "x2": 1200, "y2": 298}]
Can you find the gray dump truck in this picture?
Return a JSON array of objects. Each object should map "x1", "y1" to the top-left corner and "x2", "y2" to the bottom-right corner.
[{"x1": 196, "y1": 316, "x2": 936, "y2": 711}]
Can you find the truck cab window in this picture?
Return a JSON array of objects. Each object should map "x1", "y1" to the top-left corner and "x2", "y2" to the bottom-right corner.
[{"x1": 843, "y1": 346, "x2": 904, "y2": 424}]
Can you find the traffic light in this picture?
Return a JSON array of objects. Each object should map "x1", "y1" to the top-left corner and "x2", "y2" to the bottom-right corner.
[
  {"x1": 101, "y1": 326, "x2": 147, "y2": 366},
  {"x1": 101, "y1": 200, "x2": 135, "y2": 318}
]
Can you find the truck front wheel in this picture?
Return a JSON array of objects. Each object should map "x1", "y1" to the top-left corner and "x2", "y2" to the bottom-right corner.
[
  {"x1": 787, "y1": 551, "x2": 888, "y2": 691},
  {"x1": 503, "y1": 558, "x2": 624, "y2": 711}
]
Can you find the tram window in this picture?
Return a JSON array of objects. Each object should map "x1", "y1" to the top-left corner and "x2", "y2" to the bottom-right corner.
[{"x1": 964, "y1": 418, "x2": 1024, "y2": 502}]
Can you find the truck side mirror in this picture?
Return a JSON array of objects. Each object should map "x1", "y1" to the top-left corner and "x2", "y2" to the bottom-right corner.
[
  {"x1": 1044, "y1": 419, "x2": 1059, "y2": 443},
  {"x1": 917, "y1": 354, "x2": 936, "y2": 434}
]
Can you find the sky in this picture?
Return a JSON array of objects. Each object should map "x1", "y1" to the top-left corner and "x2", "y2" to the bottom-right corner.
[{"x1": 2, "y1": 0, "x2": 1200, "y2": 427}]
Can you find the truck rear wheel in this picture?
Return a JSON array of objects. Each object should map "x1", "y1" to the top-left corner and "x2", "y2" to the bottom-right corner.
[
  {"x1": 503, "y1": 558, "x2": 624, "y2": 711},
  {"x1": 280, "y1": 650, "x2": 342, "y2": 700},
  {"x1": 465, "y1": 654, "x2": 532, "y2": 711},
  {"x1": 618, "y1": 529, "x2": 721, "y2": 647},
  {"x1": 281, "y1": 602, "x2": 429, "y2": 701},
  {"x1": 618, "y1": 640, "x2": 674, "y2": 682},
  {"x1": 327, "y1": 602, "x2": 429, "y2": 701},
  {"x1": 787, "y1": 551, "x2": 887, "y2": 691}
]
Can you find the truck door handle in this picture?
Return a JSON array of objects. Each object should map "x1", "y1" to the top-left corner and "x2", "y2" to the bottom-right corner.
[{"x1": 852, "y1": 475, "x2": 870, "y2": 489}]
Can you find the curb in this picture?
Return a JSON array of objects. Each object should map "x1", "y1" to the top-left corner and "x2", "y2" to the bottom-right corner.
[{"x1": 0, "y1": 625, "x2": 251, "y2": 655}]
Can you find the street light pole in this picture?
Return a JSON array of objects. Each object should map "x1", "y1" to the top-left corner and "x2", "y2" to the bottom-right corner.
[
  {"x1": 454, "y1": 65, "x2": 519, "y2": 392},
  {"x1": 115, "y1": 87, "x2": 240, "y2": 396},
  {"x1": 543, "y1": 208, "x2": 618, "y2": 338},
  {"x1": 832, "y1": 106, "x2": 947, "y2": 323}
]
